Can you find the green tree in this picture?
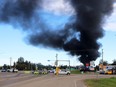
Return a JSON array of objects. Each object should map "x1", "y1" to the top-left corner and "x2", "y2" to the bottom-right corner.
[
  {"x1": 112, "y1": 59, "x2": 116, "y2": 65},
  {"x1": 3, "y1": 64, "x2": 7, "y2": 70},
  {"x1": 99, "y1": 59, "x2": 108, "y2": 65},
  {"x1": 0, "y1": 66, "x2": 2, "y2": 69},
  {"x1": 37, "y1": 63, "x2": 44, "y2": 70},
  {"x1": 103, "y1": 61, "x2": 108, "y2": 65},
  {"x1": 18, "y1": 57, "x2": 24, "y2": 63}
]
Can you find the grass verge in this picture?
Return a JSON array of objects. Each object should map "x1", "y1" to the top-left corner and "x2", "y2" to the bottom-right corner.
[
  {"x1": 71, "y1": 70, "x2": 81, "y2": 74},
  {"x1": 84, "y1": 77, "x2": 116, "y2": 87}
]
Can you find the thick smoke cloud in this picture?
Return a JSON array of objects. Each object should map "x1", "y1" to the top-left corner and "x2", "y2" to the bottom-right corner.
[
  {"x1": 65, "y1": 0, "x2": 114, "y2": 64},
  {"x1": 0, "y1": 0, "x2": 41, "y2": 29},
  {"x1": 29, "y1": 0, "x2": 114, "y2": 65},
  {"x1": 0, "y1": 0, "x2": 114, "y2": 65}
]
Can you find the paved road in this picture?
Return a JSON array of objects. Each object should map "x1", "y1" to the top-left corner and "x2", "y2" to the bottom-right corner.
[
  {"x1": 0, "y1": 72, "x2": 38, "y2": 86},
  {"x1": 1, "y1": 72, "x2": 116, "y2": 87}
]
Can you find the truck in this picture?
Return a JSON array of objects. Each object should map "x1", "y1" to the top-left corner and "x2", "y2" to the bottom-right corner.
[
  {"x1": 54, "y1": 69, "x2": 70, "y2": 75},
  {"x1": 7, "y1": 68, "x2": 18, "y2": 73},
  {"x1": 99, "y1": 65, "x2": 116, "y2": 74},
  {"x1": 105, "y1": 66, "x2": 116, "y2": 74}
]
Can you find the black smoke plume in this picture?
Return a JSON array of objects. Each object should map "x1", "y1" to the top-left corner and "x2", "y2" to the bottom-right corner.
[
  {"x1": 0, "y1": 0, "x2": 41, "y2": 29},
  {"x1": 0, "y1": 0, "x2": 114, "y2": 65},
  {"x1": 29, "y1": 0, "x2": 114, "y2": 65},
  {"x1": 65, "y1": 0, "x2": 114, "y2": 65}
]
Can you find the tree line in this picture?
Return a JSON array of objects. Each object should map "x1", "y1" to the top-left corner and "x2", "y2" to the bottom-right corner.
[
  {"x1": 1, "y1": 57, "x2": 70, "y2": 70},
  {"x1": 1, "y1": 57, "x2": 116, "y2": 70}
]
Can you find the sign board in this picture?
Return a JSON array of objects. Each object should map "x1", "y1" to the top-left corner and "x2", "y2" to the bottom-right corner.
[
  {"x1": 86, "y1": 63, "x2": 89, "y2": 66},
  {"x1": 86, "y1": 63, "x2": 90, "y2": 68},
  {"x1": 90, "y1": 61, "x2": 95, "y2": 66}
]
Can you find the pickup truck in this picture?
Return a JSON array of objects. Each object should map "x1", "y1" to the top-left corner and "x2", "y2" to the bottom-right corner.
[
  {"x1": 7, "y1": 68, "x2": 18, "y2": 73},
  {"x1": 54, "y1": 69, "x2": 70, "y2": 75}
]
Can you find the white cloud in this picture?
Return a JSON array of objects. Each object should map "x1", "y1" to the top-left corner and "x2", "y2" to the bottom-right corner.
[
  {"x1": 104, "y1": 22, "x2": 116, "y2": 31},
  {"x1": 104, "y1": 3, "x2": 116, "y2": 31},
  {"x1": 41, "y1": 0, "x2": 74, "y2": 15},
  {"x1": 41, "y1": 0, "x2": 116, "y2": 31},
  {"x1": 111, "y1": 3, "x2": 116, "y2": 16}
]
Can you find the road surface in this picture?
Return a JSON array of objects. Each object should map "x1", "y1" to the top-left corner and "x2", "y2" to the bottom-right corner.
[{"x1": 0, "y1": 72, "x2": 116, "y2": 87}]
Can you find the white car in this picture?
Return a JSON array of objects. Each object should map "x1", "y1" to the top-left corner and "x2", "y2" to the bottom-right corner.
[
  {"x1": 1, "y1": 69, "x2": 7, "y2": 72},
  {"x1": 8, "y1": 68, "x2": 18, "y2": 73},
  {"x1": 54, "y1": 69, "x2": 70, "y2": 75},
  {"x1": 48, "y1": 69, "x2": 55, "y2": 73}
]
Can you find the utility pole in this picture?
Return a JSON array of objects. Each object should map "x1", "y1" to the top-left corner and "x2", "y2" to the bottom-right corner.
[
  {"x1": 55, "y1": 54, "x2": 59, "y2": 75},
  {"x1": 10, "y1": 57, "x2": 12, "y2": 69},
  {"x1": 102, "y1": 49, "x2": 103, "y2": 64},
  {"x1": 55, "y1": 54, "x2": 58, "y2": 67},
  {"x1": 102, "y1": 49, "x2": 104, "y2": 70},
  {"x1": 69, "y1": 60, "x2": 71, "y2": 71}
]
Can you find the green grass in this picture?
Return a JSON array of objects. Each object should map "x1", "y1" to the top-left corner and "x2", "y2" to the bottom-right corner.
[
  {"x1": 71, "y1": 70, "x2": 81, "y2": 74},
  {"x1": 24, "y1": 71, "x2": 31, "y2": 74},
  {"x1": 85, "y1": 77, "x2": 116, "y2": 87}
]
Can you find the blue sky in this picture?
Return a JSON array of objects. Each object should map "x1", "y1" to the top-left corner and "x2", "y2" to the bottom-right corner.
[{"x1": 0, "y1": 1, "x2": 116, "y2": 66}]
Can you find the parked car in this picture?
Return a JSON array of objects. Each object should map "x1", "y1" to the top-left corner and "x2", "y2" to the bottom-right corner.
[
  {"x1": 1, "y1": 69, "x2": 7, "y2": 72},
  {"x1": 7, "y1": 69, "x2": 11, "y2": 72},
  {"x1": 80, "y1": 67, "x2": 90, "y2": 72},
  {"x1": 54, "y1": 69, "x2": 70, "y2": 75},
  {"x1": 39, "y1": 69, "x2": 48, "y2": 74},
  {"x1": 13, "y1": 69, "x2": 18, "y2": 73},
  {"x1": 32, "y1": 69, "x2": 48, "y2": 75},
  {"x1": 105, "y1": 69, "x2": 113, "y2": 74},
  {"x1": 48, "y1": 69, "x2": 55, "y2": 73},
  {"x1": 8, "y1": 68, "x2": 18, "y2": 73},
  {"x1": 99, "y1": 69, "x2": 105, "y2": 74},
  {"x1": 33, "y1": 71, "x2": 39, "y2": 74}
]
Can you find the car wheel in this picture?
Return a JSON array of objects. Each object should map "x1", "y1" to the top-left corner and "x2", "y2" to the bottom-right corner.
[{"x1": 67, "y1": 73, "x2": 70, "y2": 75}]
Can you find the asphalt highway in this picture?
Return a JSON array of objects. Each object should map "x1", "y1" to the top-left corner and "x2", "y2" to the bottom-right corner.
[{"x1": 0, "y1": 72, "x2": 116, "y2": 87}]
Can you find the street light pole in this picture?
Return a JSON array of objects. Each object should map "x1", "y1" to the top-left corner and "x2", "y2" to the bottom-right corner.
[
  {"x1": 55, "y1": 54, "x2": 58, "y2": 67},
  {"x1": 10, "y1": 57, "x2": 12, "y2": 69},
  {"x1": 69, "y1": 60, "x2": 71, "y2": 71},
  {"x1": 55, "y1": 54, "x2": 59, "y2": 75},
  {"x1": 102, "y1": 49, "x2": 104, "y2": 70}
]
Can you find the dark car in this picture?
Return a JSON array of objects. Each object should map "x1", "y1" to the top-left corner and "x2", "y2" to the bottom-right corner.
[
  {"x1": 1, "y1": 69, "x2": 7, "y2": 72},
  {"x1": 48, "y1": 69, "x2": 55, "y2": 73},
  {"x1": 99, "y1": 70, "x2": 105, "y2": 74},
  {"x1": 80, "y1": 67, "x2": 90, "y2": 72}
]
